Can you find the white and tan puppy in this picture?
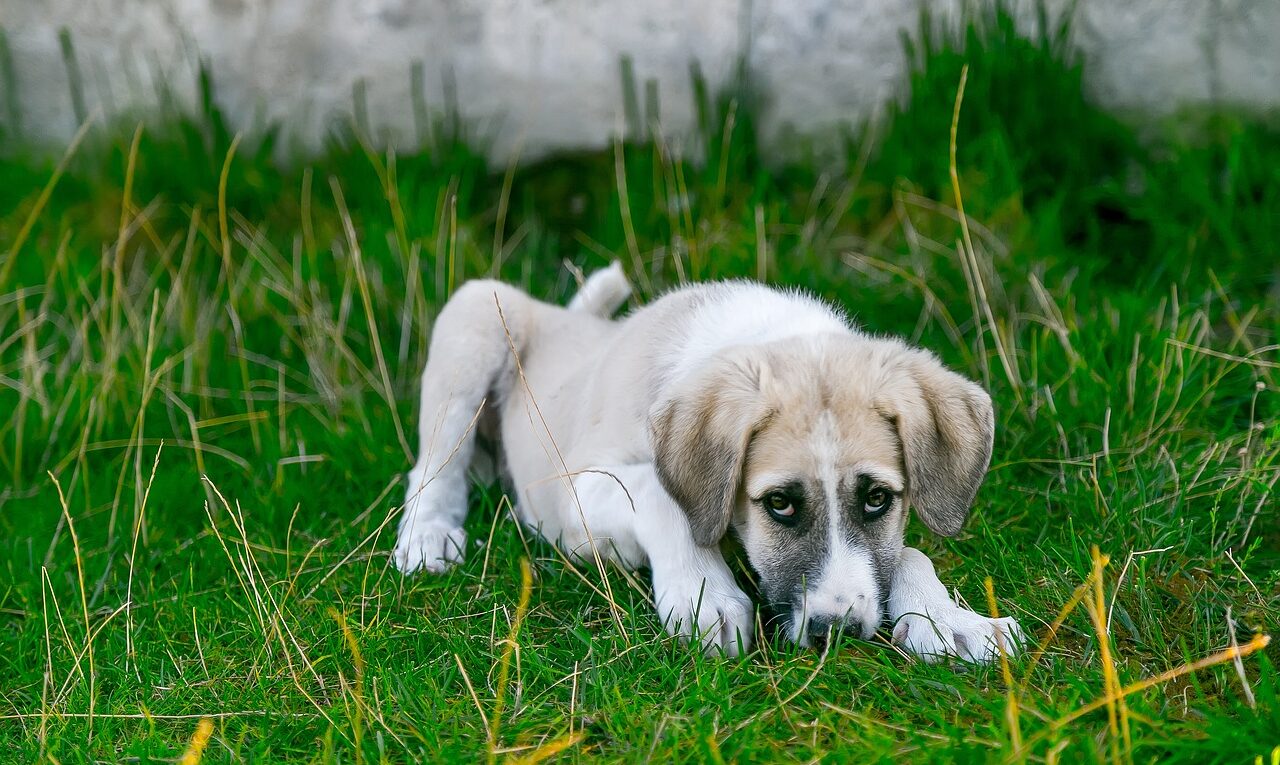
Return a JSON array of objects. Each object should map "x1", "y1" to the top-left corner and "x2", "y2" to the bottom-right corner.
[{"x1": 393, "y1": 265, "x2": 1022, "y2": 660}]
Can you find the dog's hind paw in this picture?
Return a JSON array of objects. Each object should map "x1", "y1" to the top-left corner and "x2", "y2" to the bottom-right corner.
[
  {"x1": 393, "y1": 522, "x2": 467, "y2": 575},
  {"x1": 893, "y1": 608, "x2": 1023, "y2": 664}
]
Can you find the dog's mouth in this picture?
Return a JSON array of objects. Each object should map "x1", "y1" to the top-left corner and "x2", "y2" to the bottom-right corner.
[
  {"x1": 792, "y1": 610, "x2": 879, "y2": 649},
  {"x1": 731, "y1": 542, "x2": 885, "y2": 651},
  {"x1": 758, "y1": 601, "x2": 880, "y2": 650}
]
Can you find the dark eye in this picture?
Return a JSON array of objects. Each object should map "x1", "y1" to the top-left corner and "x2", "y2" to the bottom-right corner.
[
  {"x1": 762, "y1": 491, "x2": 797, "y2": 525},
  {"x1": 864, "y1": 488, "x2": 892, "y2": 519}
]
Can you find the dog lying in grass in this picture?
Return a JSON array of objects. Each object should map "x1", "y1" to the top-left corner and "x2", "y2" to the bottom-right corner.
[{"x1": 392, "y1": 264, "x2": 1022, "y2": 660}]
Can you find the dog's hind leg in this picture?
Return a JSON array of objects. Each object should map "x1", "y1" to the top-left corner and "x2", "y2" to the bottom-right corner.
[
  {"x1": 394, "y1": 280, "x2": 539, "y2": 574},
  {"x1": 568, "y1": 261, "x2": 631, "y2": 317}
]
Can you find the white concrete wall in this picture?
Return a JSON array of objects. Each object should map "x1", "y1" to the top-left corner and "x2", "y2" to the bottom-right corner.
[{"x1": 3, "y1": 0, "x2": 1277, "y2": 163}]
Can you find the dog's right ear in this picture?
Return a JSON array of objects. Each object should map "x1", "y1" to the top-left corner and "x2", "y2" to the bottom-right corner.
[
  {"x1": 650, "y1": 352, "x2": 769, "y2": 547},
  {"x1": 877, "y1": 349, "x2": 995, "y2": 537}
]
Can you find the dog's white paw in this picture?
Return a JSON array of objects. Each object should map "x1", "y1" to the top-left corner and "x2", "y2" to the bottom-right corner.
[
  {"x1": 894, "y1": 608, "x2": 1023, "y2": 664},
  {"x1": 654, "y1": 577, "x2": 754, "y2": 657},
  {"x1": 393, "y1": 521, "x2": 467, "y2": 574},
  {"x1": 396, "y1": 470, "x2": 469, "y2": 574},
  {"x1": 893, "y1": 612, "x2": 958, "y2": 661}
]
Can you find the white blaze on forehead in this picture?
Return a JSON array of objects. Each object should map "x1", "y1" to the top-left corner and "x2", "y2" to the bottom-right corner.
[
  {"x1": 798, "y1": 412, "x2": 883, "y2": 639},
  {"x1": 810, "y1": 411, "x2": 843, "y2": 497}
]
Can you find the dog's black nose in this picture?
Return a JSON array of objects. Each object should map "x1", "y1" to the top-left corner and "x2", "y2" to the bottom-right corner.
[{"x1": 807, "y1": 616, "x2": 855, "y2": 651}]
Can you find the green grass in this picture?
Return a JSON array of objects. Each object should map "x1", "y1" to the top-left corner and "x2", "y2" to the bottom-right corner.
[{"x1": 2, "y1": 6, "x2": 1278, "y2": 762}]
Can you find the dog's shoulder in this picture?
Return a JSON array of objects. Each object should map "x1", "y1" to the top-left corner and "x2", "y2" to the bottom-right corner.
[
  {"x1": 678, "y1": 280, "x2": 849, "y2": 342},
  {"x1": 639, "y1": 280, "x2": 852, "y2": 388}
]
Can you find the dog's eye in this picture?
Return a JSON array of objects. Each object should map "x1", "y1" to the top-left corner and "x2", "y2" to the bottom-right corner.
[
  {"x1": 762, "y1": 492, "x2": 797, "y2": 523},
  {"x1": 864, "y1": 488, "x2": 892, "y2": 519}
]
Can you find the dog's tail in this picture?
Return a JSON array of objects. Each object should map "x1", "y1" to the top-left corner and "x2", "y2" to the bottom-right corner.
[{"x1": 568, "y1": 261, "x2": 631, "y2": 317}]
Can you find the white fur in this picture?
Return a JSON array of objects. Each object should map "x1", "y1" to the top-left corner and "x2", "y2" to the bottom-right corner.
[
  {"x1": 567, "y1": 261, "x2": 631, "y2": 317},
  {"x1": 580, "y1": 464, "x2": 753, "y2": 656},
  {"x1": 889, "y1": 547, "x2": 1024, "y2": 663},
  {"x1": 791, "y1": 412, "x2": 882, "y2": 645},
  {"x1": 658, "y1": 283, "x2": 848, "y2": 391},
  {"x1": 796, "y1": 544, "x2": 881, "y2": 645},
  {"x1": 392, "y1": 267, "x2": 1022, "y2": 661}
]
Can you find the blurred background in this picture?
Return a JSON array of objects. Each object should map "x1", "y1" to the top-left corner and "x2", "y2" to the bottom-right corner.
[{"x1": 4, "y1": 1, "x2": 1280, "y2": 163}]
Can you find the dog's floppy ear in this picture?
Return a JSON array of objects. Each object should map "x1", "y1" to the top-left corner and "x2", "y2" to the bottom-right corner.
[
  {"x1": 650, "y1": 352, "x2": 769, "y2": 546},
  {"x1": 879, "y1": 350, "x2": 994, "y2": 537}
]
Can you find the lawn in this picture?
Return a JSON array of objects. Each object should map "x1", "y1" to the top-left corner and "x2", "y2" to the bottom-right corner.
[{"x1": 1, "y1": 8, "x2": 1278, "y2": 763}]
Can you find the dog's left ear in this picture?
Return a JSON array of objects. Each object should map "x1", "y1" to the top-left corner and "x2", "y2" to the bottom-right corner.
[
  {"x1": 879, "y1": 350, "x2": 994, "y2": 537},
  {"x1": 650, "y1": 351, "x2": 770, "y2": 546}
]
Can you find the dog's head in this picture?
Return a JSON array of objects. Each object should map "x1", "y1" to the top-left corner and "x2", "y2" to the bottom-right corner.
[{"x1": 650, "y1": 333, "x2": 993, "y2": 648}]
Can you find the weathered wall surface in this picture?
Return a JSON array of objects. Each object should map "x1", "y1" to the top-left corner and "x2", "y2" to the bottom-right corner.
[{"x1": 3, "y1": 0, "x2": 1278, "y2": 163}]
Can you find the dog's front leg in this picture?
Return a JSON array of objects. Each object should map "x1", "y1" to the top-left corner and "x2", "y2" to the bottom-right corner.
[
  {"x1": 579, "y1": 463, "x2": 754, "y2": 656},
  {"x1": 887, "y1": 547, "x2": 1024, "y2": 663},
  {"x1": 644, "y1": 522, "x2": 754, "y2": 658}
]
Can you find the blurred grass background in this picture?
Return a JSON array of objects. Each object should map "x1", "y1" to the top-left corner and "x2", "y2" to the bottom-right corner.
[{"x1": 1, "y1": 4, "x2": 1277, "y2": 762}]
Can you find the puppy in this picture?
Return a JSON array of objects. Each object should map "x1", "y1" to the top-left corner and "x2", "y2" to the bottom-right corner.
[{"x1": 393, "y1": 265, "x2": 1022, "y2": 660}]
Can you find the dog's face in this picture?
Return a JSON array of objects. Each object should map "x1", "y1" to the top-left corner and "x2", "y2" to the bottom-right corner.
[
  {"x1": 652, "y1": 334, "x2": 994, "y2": 648},
  {"x1": 736, "y1": 375, "x2": 909, "y2": 645}
]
